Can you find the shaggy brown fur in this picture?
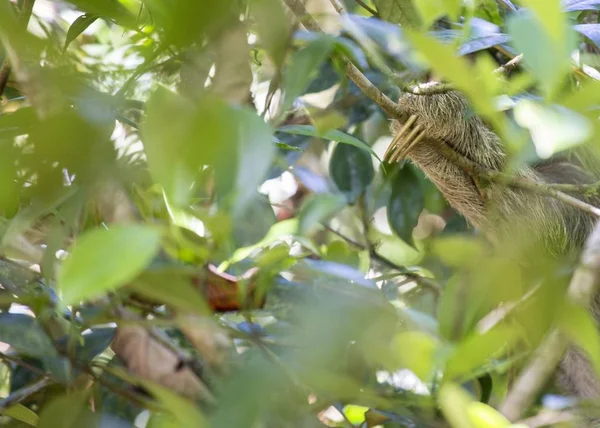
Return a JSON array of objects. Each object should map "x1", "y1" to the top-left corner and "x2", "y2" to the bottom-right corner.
[{"x1": 390, "y1": 85, "x2": 600, "y2": 409}]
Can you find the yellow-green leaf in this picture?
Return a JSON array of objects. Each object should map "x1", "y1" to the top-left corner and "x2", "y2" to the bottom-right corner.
[{"x1": 58, "y1": 225, "x2": 161, "y2": 305}]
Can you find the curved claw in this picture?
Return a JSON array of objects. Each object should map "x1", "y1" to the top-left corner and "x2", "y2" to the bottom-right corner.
[{"x1": 386, "y1": 115, "x2": 425, "y2": 163}]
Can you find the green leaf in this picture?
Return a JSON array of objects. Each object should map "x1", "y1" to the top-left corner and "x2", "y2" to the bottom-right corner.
[
  {"x1": 2, "y1": 404, "x2": 39, "y2": 426},
  {"x1": 58, "y1": 225, "x2": 161, "y2": 305},
  {"x1": 130, "y1": 267, "x2": 210, "y2": 315},
  {"x1": 386, "y1": 166, "x2": 424, "y2": 247},
  {"x1": 63, "y1": 14, "x2": 99, "y2": 51},
  {"x1": 513, "y1": 99, "x2": 592, "y2": 159},
  {"x1": 298, "y1": 194, "x2": 347, "y2": 235},
  {"x1": 438, "y1": 383, "x2": 476, "y2": 428},
  {"x1": 329, "y1": 142, "x2": 374, "y2": 203},
  {"x1": 234, "y1": 195, "x2": 276, "y2": 248},
  {"x1": 373, "y1": 0, "x2": 422, "y2": 28},
  {"x1": 64, "y1": 0, "x2": 135, "y2": 28},
  {"x1": 281, "y1": 35, "x2": 336, "y2": 113},
  {"x1": 467, "y1": 402, "x2": 511, "y2": 428},
  {"x1": 390, "y1": 330, "x2": 438, "y2": 381},
  {"x1": 278, "y1": 124, "x2": 380, "y2": 161},
  {"x1": 343, "y1": 405, "x2": 369, "y2": 424},
  {"x1": 37, "y1": 391, "x2": 92, "y2": 428},
  {"x1": 0, "y1": 313, "x2": 57, "y2": 358},
  {"x1": 445, "y1": 326, "x2": 521, "y2": 381},
  {"x1": 248, "y1": 0, "x2": 292, "y2": 67},
  {"x1": 413, "y1": 0, "x2": 461, "y2": 28},
  {"x1": 142, "y1": 88, "x2": 274, "y2": 214},
  {"x1": 507, "y1": 10, "x2": 576, "y2": 98}
]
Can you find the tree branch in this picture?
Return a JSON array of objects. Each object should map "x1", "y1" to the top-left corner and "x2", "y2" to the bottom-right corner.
[
  {"x1": 0, "y1": 376, "x2": 50, "y2": 411},
  {"x1": 427, "y1": 138, "x2": 600, "y2": 217},
  {"x1": 355, "y1": 0, "x2": 379, "y2": 17},
  {"x1": 282, "y1": 0, "x2": 405, "y2": 119},
  {"x1": 499, "y1": 219, "x2": 600, "y2": 421}
]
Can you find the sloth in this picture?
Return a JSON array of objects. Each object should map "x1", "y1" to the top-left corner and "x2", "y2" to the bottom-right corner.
[{"x1": 388, "y1": 84, "x2": 600, "y2": 412}]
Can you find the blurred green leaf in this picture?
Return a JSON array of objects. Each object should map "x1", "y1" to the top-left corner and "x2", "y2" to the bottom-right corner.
[
  {"x1": 2, "y1": 403, "x2": 39, "y2": 426},
  {"x1": 507, "y1": 10, "x2": 576, "y2": 98},
  {"x1": 390, "y1": 330, "x2": 438, "y2": 381},
  {"x1": 343, "y1": 404, "x2": 369, "y2": 424},
  {"x1": 438, "y1": 383, "x2": 476, "y2": 428},
  {"x1": 63, "y1": 14, "x2": 99, "y2": 51},
  {"x1": 414, "y1": 0, "x2": 461, "y2": 28},
  {"x1": 467, "y1": 402, "x2": 511, "y2": 428},
  {"x1": 387, "y1": 166, "x2": 424, "y2": 247},
  {"x1": 142, "y1": 381, "x2": 207, "y2": 428},
  {"x1": 58, "y1": 225, "x2": 161, "y2": 305},
  {"x1": 249, "y1": 0, "x2": 292, "y2": 67},
  {"x1": 130, "y1": 267, "x2": 210, "y2": 315},
  {"x1": 37, "y1": 390, "x2": 92, "y2": 428},
  {"x1": 330, "y1": 142, "x2": 375, "y2": 203},
  {"x1": 298, "y1": 194, "x2": 347, "y2": 235},
  {"x1": 513, "y1": 99, "x2": 592, "y2": 159},
  {"x1": 65, "y1": 0, "x2": 135, "y2": 28},
  {"x1": 445, "y1": 326, "x2": 521, "y2": 381},
  {"x1": 281, "y1": 35, "x2": 336, "y2": 113}
]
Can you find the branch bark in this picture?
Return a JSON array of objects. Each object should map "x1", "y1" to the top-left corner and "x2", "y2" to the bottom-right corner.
[{"x1": 499, "y1": 219, "x2": 600, "y2": 421}]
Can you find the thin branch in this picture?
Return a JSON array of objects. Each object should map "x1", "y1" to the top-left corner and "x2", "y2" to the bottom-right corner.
[
  {"x1": 282, "y1": 0, "x2": 404, "y2": 119},
  {"x1": 0, "y1": 376, "x2": 51, "y2": 411},
  {"x1": 355, "y1": 0, "x2": 379, "y2": 16},
  {"x1": 321, "y1": 222, "x2": 441, "y2": 297},
  {"x1": 329, "y1": 0, "x2": 348, "y2": 14},
  {"x1": 493, "y1": 53, "x2": 523, "y2": 75},
  {"x1": 0, "y1": 0, "x2": 36, "y2": 99},
  {"x1": 427, "y1": 138, "x2": 600, "y2": 217},
  {"x1": 499, "y1": 219, "x2": 600, "y2": 421}
]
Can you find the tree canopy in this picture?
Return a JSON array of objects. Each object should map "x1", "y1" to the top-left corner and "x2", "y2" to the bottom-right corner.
[{"x1": 1, "y1": 0, "x2": 600, "y2": 427}]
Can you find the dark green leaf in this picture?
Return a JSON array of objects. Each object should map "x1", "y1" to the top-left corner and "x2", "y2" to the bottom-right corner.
[
  {"x1": 0, "y1": 313, "x2": 57, "y2": 358},
  {"x1": 386, "y1": 166, "x2": 424, "y2": 247},
  {"x1": 64, "y1": 14, "x2": 99, "y2": 51},
  {"x1": 234, "y1": 195, "x2": 277, "y2": 247},
  {"x1": 329, "y1": 141, "x2": 374, "y2": 203}
]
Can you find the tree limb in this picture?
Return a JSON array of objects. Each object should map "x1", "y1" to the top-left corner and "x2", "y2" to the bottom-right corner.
[
  {"x1": 427, "y1": 137, "x2": 600, "y2": 217},
  {"x1": 499, "y1": 219, "x2": 600, "y2": 421},
  {"x1": 282, "y1": 0, "x2": 404, "y2": 119}
]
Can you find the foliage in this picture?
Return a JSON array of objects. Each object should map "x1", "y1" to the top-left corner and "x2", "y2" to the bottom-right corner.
[{"x1": 0, "y1": 0, "x2": 598, "y2": 427}]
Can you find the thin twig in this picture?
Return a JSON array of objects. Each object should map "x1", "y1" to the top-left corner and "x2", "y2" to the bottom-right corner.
[
  {"x1": 0, "y1": 376, "x2": 51, "y2": 411},
  {"x1": 329, "y1": 0, "x2": 347, "y2": 14},
  {"x1": 321, "y1": 222, "x2": 441, "y2": 296},
  {"x1": 499, "y1": 220, "x2": 600, "y2": 421},
  {"x1": 493, "y1": 53, "x2": 523, "y2": 74},
  {"x1": 282, "y1": 0, "x2": 404, "y2": 119},
  {"x1": 355, "y1": 0, "x2": 379, "y2": 16},
  {"x1": 0, "y1": 0, "x2": 36, "y2": 99}
]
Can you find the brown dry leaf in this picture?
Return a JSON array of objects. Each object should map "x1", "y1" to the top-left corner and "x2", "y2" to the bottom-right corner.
[{"x1": 111, "y1": 325, "x2": 215, "y2": 404}]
